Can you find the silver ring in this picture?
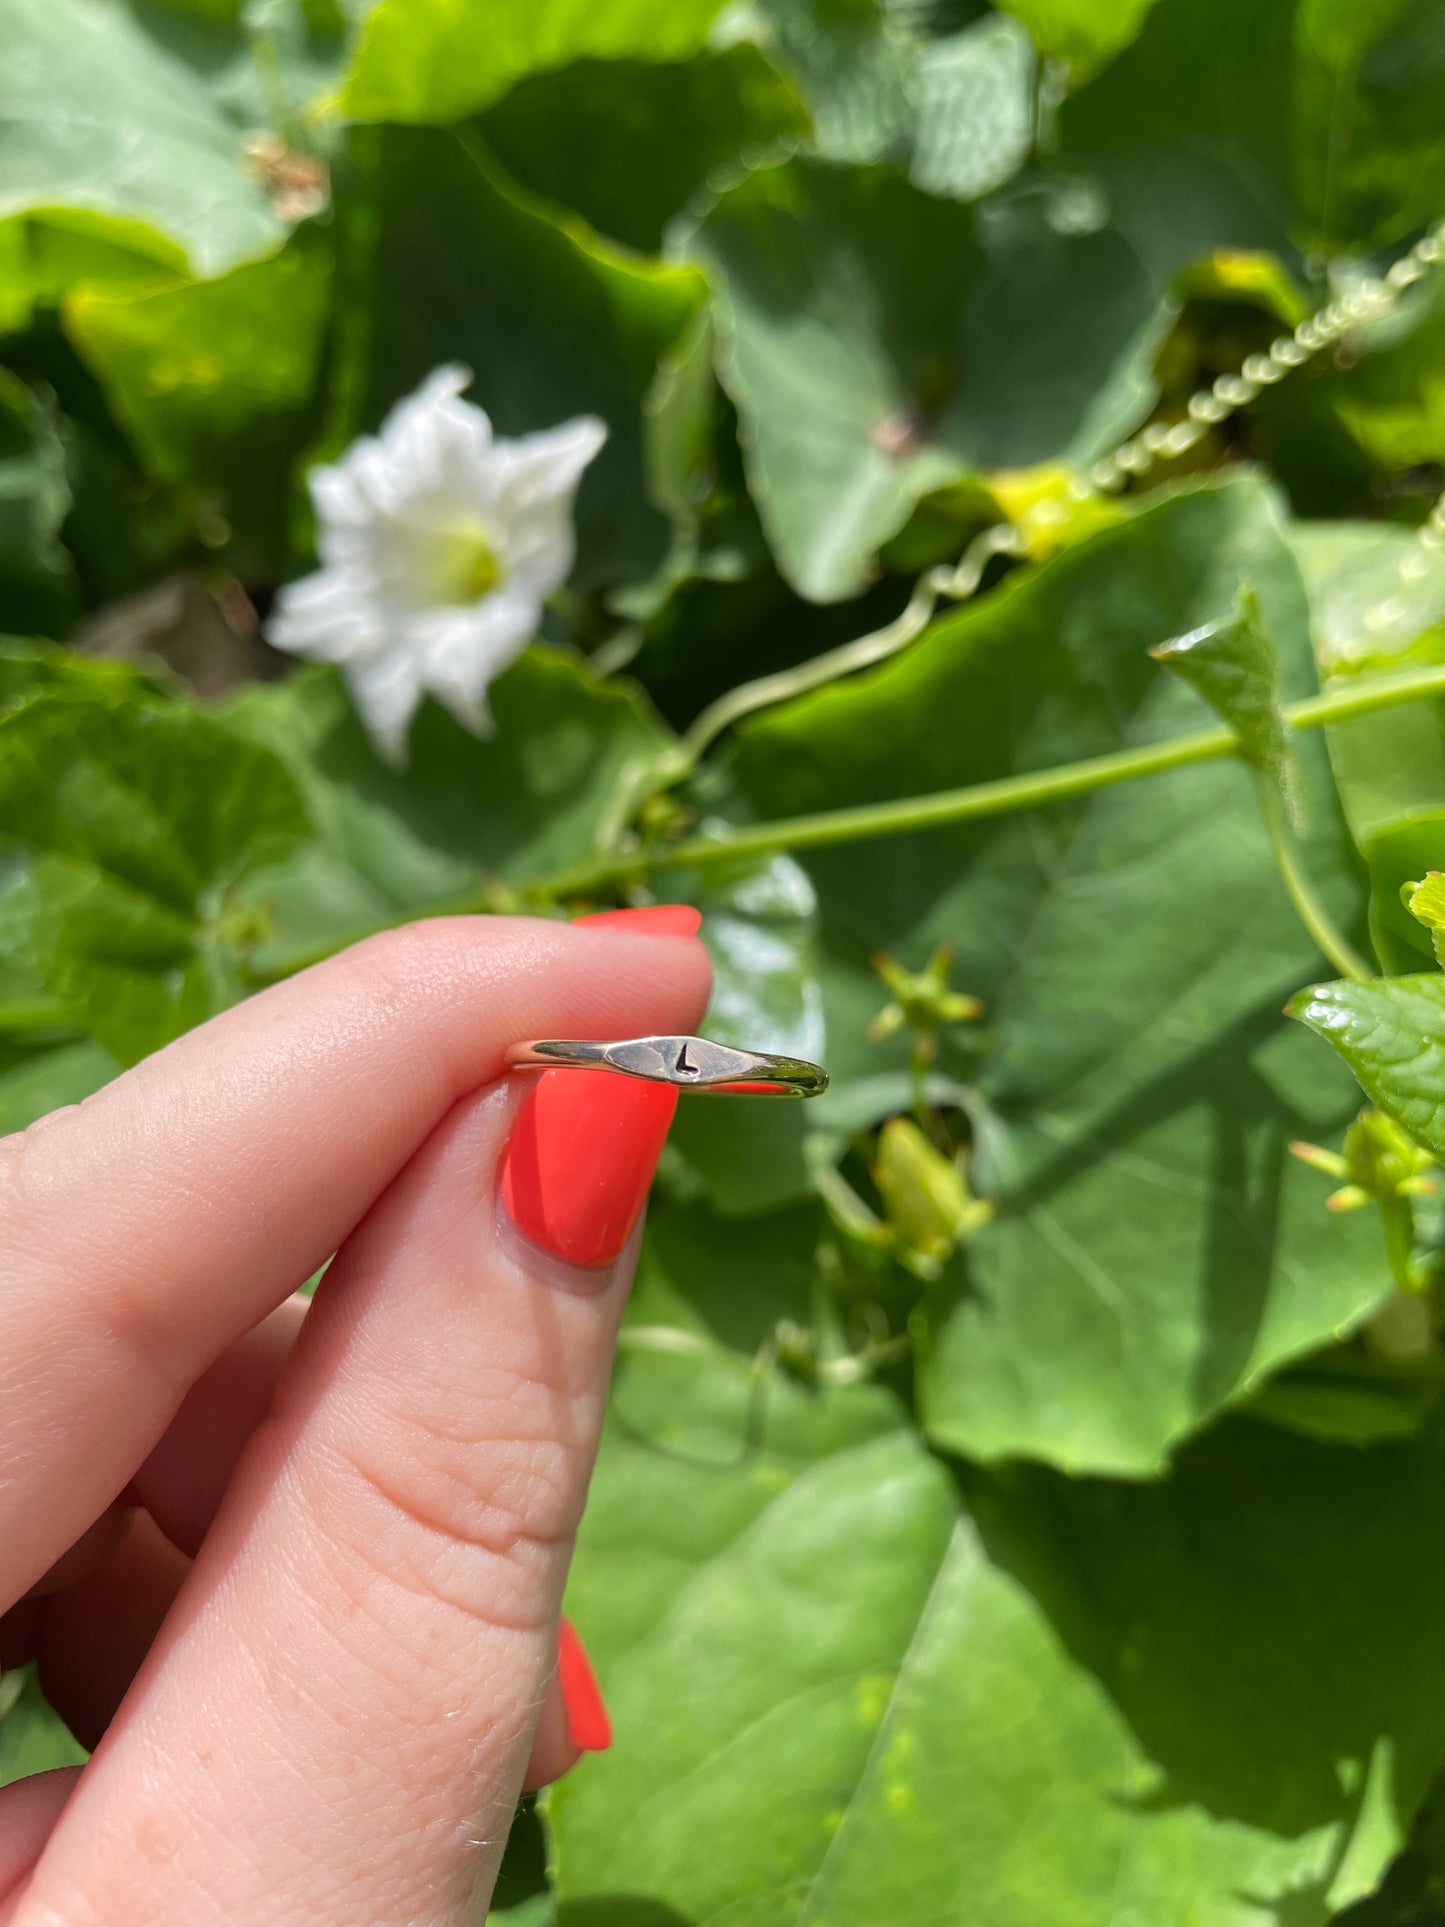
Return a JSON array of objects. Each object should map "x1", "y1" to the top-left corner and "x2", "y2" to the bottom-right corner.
[{"x1": 505, "y1": 1035, "x2": 828, "y2": 1098}]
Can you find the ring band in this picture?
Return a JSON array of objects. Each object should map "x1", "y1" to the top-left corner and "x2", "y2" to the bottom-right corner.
[{"x1": 505, "y1": 1035, "x2": 828, "y2": 1098}]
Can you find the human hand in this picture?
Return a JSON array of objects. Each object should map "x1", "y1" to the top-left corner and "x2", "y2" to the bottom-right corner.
[{"x1": 0, "y1": 906, "x2": 710, "y2": 1925}]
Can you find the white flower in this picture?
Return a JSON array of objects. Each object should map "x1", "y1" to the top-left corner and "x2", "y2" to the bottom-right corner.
[{"x1": 270, "y1": 365, "x2": 606, "y2": 763}]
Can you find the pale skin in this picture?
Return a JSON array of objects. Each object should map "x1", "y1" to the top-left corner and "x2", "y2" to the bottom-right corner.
[{"x1": 0, "y1": 915, "x2": 712, "y2": 1925}]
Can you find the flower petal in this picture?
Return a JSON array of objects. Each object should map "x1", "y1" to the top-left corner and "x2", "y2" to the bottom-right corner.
[
  {"x1": 492, "y1": 416, "x2": 608, "y2": 598},
  {"x1": 412, "y1": 586, "x2": 539, "y2": 724},
  {"x1": 270, "y1": 569, "x2": 389, "y2": 665},
  {"x1": 344, "y1": 645, "x2": 425, "y2": 767}
]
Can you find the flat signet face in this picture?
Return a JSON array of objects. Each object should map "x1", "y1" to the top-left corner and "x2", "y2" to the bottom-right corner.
[{"x1": 604, "y1": 1036, "x2": 751, "y2": 1086}]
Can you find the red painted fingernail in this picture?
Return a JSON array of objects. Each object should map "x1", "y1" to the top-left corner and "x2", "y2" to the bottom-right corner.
[
  {"x1": 558, "y1": 1615, "x2": 612, "y2": 1752},
  {"x1": 499, "y1": 904, "x2": 699, "y2": 1266},
  {"x1": 571, "y1": 903, "x2": 701, "y2": 938}
]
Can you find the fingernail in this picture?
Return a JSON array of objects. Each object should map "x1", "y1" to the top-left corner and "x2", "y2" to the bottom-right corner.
[
  {"x1": 499, "y1": 904, "x2": 699, "y2": 1267},
  {"x1": 558, "y1": 1615, "x2": 612, "y2": 1752},
  {"x1": 571, "y1": 903, "x2": 701, "y2": 938}
]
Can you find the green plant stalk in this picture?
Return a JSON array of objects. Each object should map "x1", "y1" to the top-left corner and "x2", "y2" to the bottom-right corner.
[
  {"x1": 1252, "y1": 772, "x2": 1373, "y2": 983},
  {"x1": 1379, "y1": 1190, "x2": 1423, "y2": 1296},
  {"x1": 253, "y1": 663, "x2": 1445, "y2": 979}
]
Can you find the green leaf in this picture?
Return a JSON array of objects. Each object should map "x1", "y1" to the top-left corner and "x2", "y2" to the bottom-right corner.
[
  {"x1": 1291, "y1": 522, "x2": 1445, "y2": 972},
  {"x1": 1151, "y1": 583, "x2": 1294, "y2": 794},
  {"x1": 0, "y1": 1035, "x2": 117, "y2": 1134},
  {"x1": 0, "y1": 0, "x2": 290, "y2": 277},
  {"x1": 341, "y1": 0, "x2": 728, "y2": 124},
  {"x1": 628, "y1": 1191, "x2": 826, "y2": 1351},
  {"x1": 689, "y1": 157, "x2": 975, "y2": 600},
  {"x1": 726, "y1": 474, "x2": 1381, "y2": 1474},
  {"x1": 0, "y1": 215, "x2": 167, "y2": 336},
  {"x1": 0, "y1": 1668, "x2": 85, "y2": 1786},
  {"x1": 550, "y1": 1339, "x2": 1445, "y2": 1924},
  {"x1": 1329, "y1": 271, "x2": 1445, "y2": 476},
  {"x1": 747, "y1": 0, "x2": 1034, "y2": 198},
  {"x1": 1248, "y1": 1342, "x2": 1445, "y2": 1446},
  {"x1": 0, "y1": 686, "x2": 312, "y2": 1064},
  {"x1": 0, "y1": 369, "x2": 76, "y2": 634},
  {"x1": 905, "y1": 15, "x2": 1035, "y2": 204},
  {"x1": 743, "y1": 0, "x2": 916, "y2": 164},
  {"x1": 1404, "y1": 874, "x2": 1445, "y2": 968},
  {"x1": 996, "y1": 0, "x2": 1161, "y2": 82},
  {"x1": 657, "y1": 845, "x2": 823, "y2": 1216},
  {"x1": 349, "y1": 126, "x2": 704, "y2": 591},
  {"x1": 1059, "y1": 0, "x2": 1445, "y2": 269},
  {"x1": 689, "y1": 157, "x2": 1165, "y2": 599},
  {"x1": 230, "y1": 649, "x2": 682, "y2": 968},
  {"x1": 1058, "y1": 0, "x2": 1295, "y2": 278},
  {"x1": 1288, "y1": 974, "x2": 1445, "y2": 1162},
  {"x1": 0, "y1": 634, "x2": 168, "y2": 715},
  {"x1": 65, "y1": 230, "x2": 331, "y2": 572},
  {"x1": 1291, "y1": 0, "x2": 1445, "y2": 256},
  {"x1": 475, "y1": 45, "x2": 809, "y2": 257}
]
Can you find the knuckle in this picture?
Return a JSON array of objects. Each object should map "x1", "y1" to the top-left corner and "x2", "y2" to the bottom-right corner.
[
  {"x1": 342, "y1": 920, "x2": 455, "y2": 1011},
  {"x1": 315, "y1": 1369, "x2": 586, "y2": 1634},
  {"x1": 0, "y1": 1107, "x2": 191, "y2": 1390}
]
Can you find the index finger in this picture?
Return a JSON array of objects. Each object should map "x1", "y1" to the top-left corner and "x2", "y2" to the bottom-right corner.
[{"x1": 0, "y1": 911, "x2": 709, "y2": 1600}]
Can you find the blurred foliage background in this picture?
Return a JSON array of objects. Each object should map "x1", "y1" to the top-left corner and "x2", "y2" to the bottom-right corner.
[{"x1": 8, "y1": 0, "x2": 1445, "y2": 1920}]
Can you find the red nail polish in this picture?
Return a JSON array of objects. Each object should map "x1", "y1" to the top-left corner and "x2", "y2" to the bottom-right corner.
[
  {"x1": 572, "y1": 903, "x2": 701, "y2": 937},
  {"x1": 558, "y1": 1615, "x2": 612, "y2": 1752},
  {"x1": 499, "y1": 904, "x2": 698, "y2": 1266}
]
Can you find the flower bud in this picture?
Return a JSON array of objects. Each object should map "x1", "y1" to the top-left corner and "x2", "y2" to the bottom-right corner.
[{"x1": 872, "y1": 1117, "x2": 992, "y2": 1274}]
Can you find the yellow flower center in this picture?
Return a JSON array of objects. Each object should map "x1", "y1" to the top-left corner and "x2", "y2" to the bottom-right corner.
[{"x1": 431, "y1": 518, "x2": 504, "y2": 604}]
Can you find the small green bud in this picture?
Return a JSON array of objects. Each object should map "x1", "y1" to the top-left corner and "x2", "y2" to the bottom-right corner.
[
  {"x1": 1290, "y1": 1110, "x2": 1435, "y2": 1205},
  {"x1": 1402, "y1": 874, "x2": 1445, "y2": 969},
  {"x1": 1292, "y1": 1107, "x2": 1438, "y2": 1301},
  {"x1": 867, "y1": 944, "x2": 983, "y2": 1054},
  {"x1": 872, "y1": 1117, "x2": 992, "y2": 1274},
  {"x1": 1342, "y1": 1108, "x2": 1435, "y2": 1199}
]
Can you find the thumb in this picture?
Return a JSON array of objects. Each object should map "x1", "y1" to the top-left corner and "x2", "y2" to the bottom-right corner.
[{"x1": 18, "y1": 906, "x2": 706, "y2": 1927}]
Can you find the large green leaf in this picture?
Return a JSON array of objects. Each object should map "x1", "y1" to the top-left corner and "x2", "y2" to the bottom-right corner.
[
  {"x1": 0, "y1": 215, "x2": 166, "y2": 336},
  {"x1": 686, "y1": 157, "x2": 973, "y2": 602},
  {"x1": 747, "y1": 0, "x2": 1035, "y2": 195},
  {"x1": 231, "y1": 649, "x2": 682, "y2": 966},
  {"x1": 0, "y1": 1669, "x2": 85, "y2": 1786},
  {"x1": 1332, "y1": 271, "x2": 1445, "y2": 473},
  {"x1": 1291, "y1": 523, "x2": 1445, "y2": 972},
  {"x1": 550, "y1": 1337, "x2": 1445, "y2": 1925},
  {"x1": 475, "y1": 45, "x2": 809, "y2": 256},
  {"x1": 745, "y1": 0, "x2": 915, "y2": 164},
  {"x1": 1059, "y1": 0, "x2": 1445, "y2": 269},
  {"x1": 688, "y1": 157, "x2": 1162, "y2": 601},
  {"x1": 64, "y1": 230, "x2": 332, "y2": 573},
  {"x1": 0, "y1": 1036, "x2": 117, "y2": 1134},
  {"x1": 905, "y1": 14, "x2": 1036, "y2": 203},
  {"x1": 0, "y1": 686, "x2": 311, "y2": 1064},
  {"x1": 0, "y1": 369, "x2": 75, "y2": 634},
  {"x1": 996, "y1": 0, "x2": 1161, "y2": 81},
  {"x1": 723, "y1": 474, "x2": 1383, "y2": 1474},
  {"x1": 350, "y1": 127, "x2": 704, "y2": 591},
  {"x1": 341, "y1": 0, "x2": 728, "y2": 123},
  {"x1": 0, "y1": 0, "x2": 291, "y2": 277},
  {"x1": 656, "y1": 846, "x2": 823, "y2": 1216},
  {"x1": 1291, "y1": 0, "x2": 1445, "y2": 256},
  {"x1": 1059, "y1": 0, "x2": 1295, "y2": 277}
]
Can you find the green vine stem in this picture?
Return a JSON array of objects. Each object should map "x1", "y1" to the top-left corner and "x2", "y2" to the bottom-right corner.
[
  {"x1": 253, "y1": 662, "x2": 1445, "y2": 980},
  {"x1": 1252, "y1": 773, "x2": 1373, "y2": 983},
  {"x1": 680, "y1": 532, "x2": 1022, "y2": 766}
]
